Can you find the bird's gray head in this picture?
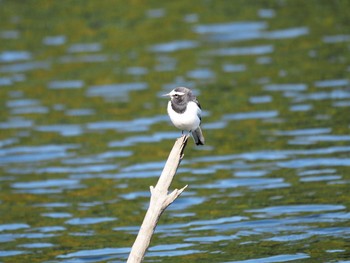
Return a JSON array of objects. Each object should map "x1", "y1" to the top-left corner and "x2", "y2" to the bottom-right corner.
[{"x1": 163, "y1": 87, "x2": 193, "y2": 105}]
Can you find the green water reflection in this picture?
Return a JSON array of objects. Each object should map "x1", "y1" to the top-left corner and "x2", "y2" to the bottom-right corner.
[{"x1": 0, "y1": 0, "x2": 350, "y2": 262}]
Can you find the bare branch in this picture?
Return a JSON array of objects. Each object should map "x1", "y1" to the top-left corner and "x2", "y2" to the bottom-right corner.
[{"x1": 127, "y1": 135, "x2": 190, "y2": 263}]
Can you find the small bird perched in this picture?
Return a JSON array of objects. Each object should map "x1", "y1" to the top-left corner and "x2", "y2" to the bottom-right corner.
[{"x1": 163, "y1": 87, "x2": 205, "y2": 145}]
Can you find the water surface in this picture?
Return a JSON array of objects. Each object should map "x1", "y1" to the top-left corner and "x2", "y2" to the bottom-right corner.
[{"x1": 0, "y1": 1, "x2": 349, "y2": 262}]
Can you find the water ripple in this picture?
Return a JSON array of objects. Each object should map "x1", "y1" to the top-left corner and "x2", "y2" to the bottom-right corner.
[
  {"x1": 288, "y1": 134, "x2": 350, "y2": 145},
  {"x1": 265, "y1": 233, "x2": 313, "y2": 242},
  {"x1": 0, "y1": 224, "x2": 29, "y2": 232},
  {"x1": 37, "y1": 164, "x2": 118, "y2": 174},
  {"x1": 0, "y1": 51, "x2": 32, "y2": 62},
  {"x1": 115, "y1": 215, "x2": 247, "y2": 234},
  {"x1": 224, "y1": 253, "x2": 310, "y2": 263},
  {"x1": 57, "y1": 247, "x2": 130, "y2": 259},
  {"x1": 264, "y1": 27, "x2": 309, "y2": 39},
  {"x1": 300, "y1": 175, "x2": 341, "y2": 182},
  {"x1": 12, "y1": 179, "x2": 81, "y2": 189},
  {"x1": 223, "y1": 110, "x2": 278, "y2": 120},
  {"x1": 146, "y1": 8, "x2": 166, "y2": 18},
  {"x1": 35, "y1": 124, "x2": 83, "y2": 136},
  {"x1": 65, "y1": 217, "x2": 117, "y2": 225},
  {"x1": 289, "y1": 104, "x2": 313, "y2": 112},
  {"x1": 323, "y1": 34, "x2": 350, "y2": 43},
  {"x1": 273, "y1": 127, "x2": 331, "y2": 136},
  {"x1": 187, "y1": 68, "x2": 215, "y2": 79},
  {"x1": 11, "y1": 105, "x2": 48, "y2": 115},
  {"x1": 149, "y1": 40, "x2": 198, "y2": 53},
  {"x1": 278, "y1": 158, "x2": 350, "y2": 168},
  {"x1": 247, "y1": 204, "x2": 345, "y2": 215},
  {"x1": 207, "y1": 45, "x2": 274, "y2": 56},
  {"x1": 0, "y1": 30, "x2": 20, "y2": 39},
  {"x1": 18, "y1": 242, "x2": 54, "y2": 248},
  {"x1": 43, "y1": 35, "x2": 66, "y2": 46},
  {"x1": 125, "y1": 66, "x2": 148, "y2": 75},
  {"x1": 59, "y1": 54, "x2": 109, "y2": 63},
  {"x1": 88, "y1": 115, "x2": 167, "y2": 133},
  {"x1": 293, "y1": 89, "x2": 350, "y2": 102},
  {"x1": 193, "y1": 21, "x2": 267, "y2": 34},
  {"x1": 41, "y1": 212, "x2": 72, "y2": 218},
  {"x1": 0, "y1": 151, "x2": 72, "y2": 164},
  {"x1": 0, "y1": 250, "x2": 27, "y2": 257},
  {"x1": 223, "y1": 63, "x2": 246, "y2": 72},
  {"x1": 314, "y1": 78, "x2": 349, "y2": 88},
  {"x1": 0, "y1": 61, "x2": 51, "y2": 73},
  {"x1": 65, "y1": 108, "x2": 95, "y2": 116},
  {"x1": 190, "y1": 146, "x2": 350, "y2": 165},
  {"x1": 148, "y1": 243, "x2": 201, "y2": 257},
  {"x1": 0, "y1": 76, "x2": 13, "y2": 86},
  {"x1": 86, "y1": 82, "x2": 148, "y2": 101},
  {"x1": 249, "y1": 95, "x2": 272, "y2": 104},
  {"x1": 198, "y1": 178, "x2": 288, "y2": 190},
  {"x1": 48, "y1": 80, "x2": 84, "y2": 89},
  {"x1": 67, "y1": 43, "x2": 102, "y2": 53},
  {"x1": 0, "y1": 144, "x2": 79, "y2": 164},
  {"x1": 109, "y1": 131, "x2": 179, "y2": 147},
  {"x1": 258, "y1": 9, "x2": 276, "y2": 18},
  {"x1": 263, "y1": 83, "x2": 307, "y2": 91},
  {"x1": 0, "y1": 117, "x2": 32, "y2": 129}
]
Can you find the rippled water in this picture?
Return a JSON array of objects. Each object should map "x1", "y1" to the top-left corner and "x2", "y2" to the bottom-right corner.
[{"x1": 1, "y1": 1, "x2": 350, "y2": 262}]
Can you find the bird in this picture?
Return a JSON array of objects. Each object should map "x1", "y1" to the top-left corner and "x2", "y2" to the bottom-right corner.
[{"x1": 163, "y1": 87, "x2": 205, "y2": 145}]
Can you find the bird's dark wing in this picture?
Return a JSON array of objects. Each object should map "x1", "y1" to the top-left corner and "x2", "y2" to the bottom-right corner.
[
  {"x1": 193, "y1": 96, "x2": 201, "y2": 109},
  {"x1": 194, "y1": 98, "x2": 202, "y2": 121}
]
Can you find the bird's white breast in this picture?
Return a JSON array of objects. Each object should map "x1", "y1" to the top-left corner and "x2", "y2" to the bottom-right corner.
[{"x1": 167, "y1": 101, "x2": 201, "y2": 131}]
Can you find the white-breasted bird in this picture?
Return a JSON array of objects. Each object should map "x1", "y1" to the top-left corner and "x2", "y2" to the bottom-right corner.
[{"x1": 163, "y1": 87, "x2": 205, "y2": 145}]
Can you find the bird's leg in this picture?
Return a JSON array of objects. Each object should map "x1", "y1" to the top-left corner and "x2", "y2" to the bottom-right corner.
[{"x1": 185, "y1": 130, "x2": 192, "y2": 139}]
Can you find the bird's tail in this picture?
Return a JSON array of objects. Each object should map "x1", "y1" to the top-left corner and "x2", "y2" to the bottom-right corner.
[{"x1": 192, "y1": 127, "x2": 205, "y2": 145}]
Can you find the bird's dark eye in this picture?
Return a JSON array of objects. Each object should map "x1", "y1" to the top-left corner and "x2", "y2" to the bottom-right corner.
[{"x1": 174, "y1": 94, "x2": 178, "y2": 98}]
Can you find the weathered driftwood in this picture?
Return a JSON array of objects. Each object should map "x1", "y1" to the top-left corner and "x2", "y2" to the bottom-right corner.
[{"x1": 127, "y1": 135, "x2": 189, "y2": 263}]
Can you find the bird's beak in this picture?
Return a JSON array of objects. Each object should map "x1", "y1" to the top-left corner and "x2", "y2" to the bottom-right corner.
[{"x1": 162, "y1": 93, "x2": 171, "y2": 97}]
